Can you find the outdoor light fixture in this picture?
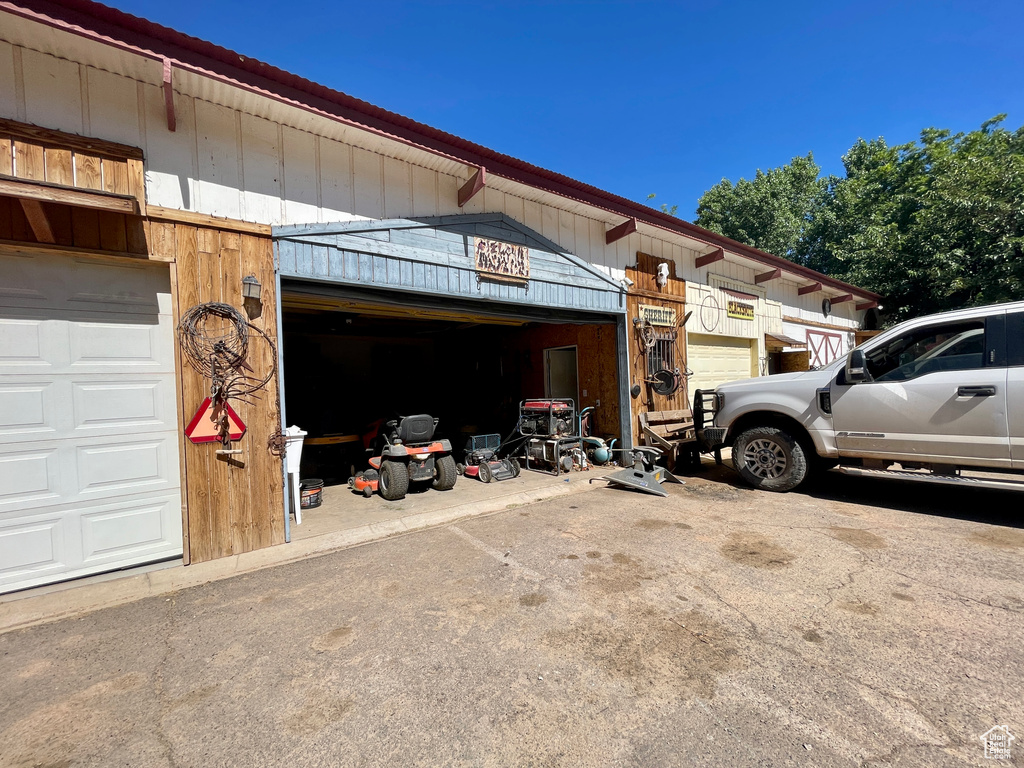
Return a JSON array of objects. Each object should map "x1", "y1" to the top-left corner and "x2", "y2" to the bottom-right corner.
[{"x1": 241, "y1": 275, "x2": 262, "y2": 302}]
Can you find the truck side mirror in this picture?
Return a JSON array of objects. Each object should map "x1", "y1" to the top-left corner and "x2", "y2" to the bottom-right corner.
[{"x1": 844, "y1": 349, "x2": 872, "y2": 383}]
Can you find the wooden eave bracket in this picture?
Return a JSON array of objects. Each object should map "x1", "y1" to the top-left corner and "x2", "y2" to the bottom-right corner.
[
  {"x1": 605, "y1": 217, "x2": 637, "y2": 244},
  {"x1": 831, "y1": 294, "x2": 854, "y2": 305},
  {"x1": 856, "y1": 300, "x2": 879, "y2": 311},
  {"x1": 458, "y1": 166, "x2": 485, "y2": 207},
  {"x1": 163, "y1": 58, "x2": 176, "y2": 132},
  {"x1": 755, "y1": 268, "x2": 783, "y2": 284},
  {"x1": 695, "y1": 246, "x2": 725, "y2": 269},
  {"x1": 798, "y1": 282, "x2": 823, "y2": 296},
  {"x1": 18, "y1": 199, "x2": 55, "y2": 243}
]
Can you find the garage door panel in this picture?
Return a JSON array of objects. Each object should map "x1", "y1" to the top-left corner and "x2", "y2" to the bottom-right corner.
[
  {"x1": 80, "y1": 495, "x2": 181, "y2": 564},
  {"x1": 76, "y1": 438, "x2": 171, "y2": 496},
  {"x1": 68, "y1": 318, "x2": 171, "y2": 371},
  {"x1": 0, "y1": 433, "x2": 178, "y2": 511},
  {"x1": 0, "y1": 494, "x2": 181, "y2": 591},
  {"x1": 0, "y1": 381, "x2": 57, "y2": 438},
  {"x1": 687, "y1": 334, "x2": 755, "y2": 395},
  {"x1": 0, "y1": 251, "x2": 181, "y2": 593},
  {"x1": 0, "y1": 448, "x2": 61, "y2": 508},
  {"x1": 0, "y1": 375, "x2": 176, "y2": 443},
  {"x1": 0, "y1": 317, "x2": 52, "y2": 369},
  {"x1": 0, "y1": 515, "x2": 66, "y2": 587},
  {"x1": 71, "y1": 378, "x2": 173, "y2": 434},
  {"x1": 0, "y1": 252, "x2": 167, "y2": 315}
]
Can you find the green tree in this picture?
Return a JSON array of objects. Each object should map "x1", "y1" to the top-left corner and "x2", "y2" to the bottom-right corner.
[
  {"x1": 695, "y1": 118, "x2": 1024, "y2": 322},
  {"x1": 695, "y1": 154, "x2": 826, "y2": 262}
]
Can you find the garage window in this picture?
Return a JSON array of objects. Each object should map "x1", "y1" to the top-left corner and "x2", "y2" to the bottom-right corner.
[{"x1": 647, "y1": 328, "x2": 676, "y2": 375}]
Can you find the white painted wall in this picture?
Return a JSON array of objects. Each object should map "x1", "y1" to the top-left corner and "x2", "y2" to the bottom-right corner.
[{"x1": 0, "y1": 22, "x2": 866, "y2": 343}]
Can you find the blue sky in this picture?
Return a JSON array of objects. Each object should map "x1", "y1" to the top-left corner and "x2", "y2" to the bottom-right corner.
[{"x1": 123, "y1": 0, "x2": 1024, "y2": 220}]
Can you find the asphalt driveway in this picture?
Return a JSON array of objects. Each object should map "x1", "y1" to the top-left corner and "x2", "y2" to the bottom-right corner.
[{"x1": 2, "y1": 465, "x2": 1022, "y2": 767}]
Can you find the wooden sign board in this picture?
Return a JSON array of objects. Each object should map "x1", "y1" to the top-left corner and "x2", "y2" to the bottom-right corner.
[
  {"x1": 474, "y1": 237, "x2": 530, "y2": 282},
  {"x1": 726, "y1": 300, "x2": 755, "y2": 321},
  {"x1": 639, "y1": 304, "x2": 677, "y2": 327},
  {"x1": 185, "y1": 397, "x2": 246, "y2": 444}
]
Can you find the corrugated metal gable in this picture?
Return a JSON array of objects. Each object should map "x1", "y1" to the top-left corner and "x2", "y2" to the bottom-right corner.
[{"x1": 274, "y1": 214, "x2": 625, "y2": 315}]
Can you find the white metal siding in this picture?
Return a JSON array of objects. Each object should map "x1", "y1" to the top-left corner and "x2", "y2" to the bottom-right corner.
[
  {"x1": 0, "y1": 252, "x2": 182, "y2": 593},
  {"x1": 687, "y1": 334, "x2": 755, "y2": 395},
  {"x1": 0, "y1": 29, "x2": 862, "y2": 333}
]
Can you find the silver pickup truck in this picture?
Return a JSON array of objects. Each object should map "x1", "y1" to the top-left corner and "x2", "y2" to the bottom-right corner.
[{"x1": 695, "y1": 301, "x2": 1024, "y2": 492}]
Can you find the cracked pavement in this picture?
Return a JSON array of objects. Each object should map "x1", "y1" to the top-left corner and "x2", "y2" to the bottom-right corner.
[{"x1": 1, "y1": 463, "x2": 1022, "y2": 767}]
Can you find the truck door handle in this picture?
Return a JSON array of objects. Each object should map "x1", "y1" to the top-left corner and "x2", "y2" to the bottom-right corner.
[{"x1": 957, "y1": 385, "x2": 996, "y2": 397}]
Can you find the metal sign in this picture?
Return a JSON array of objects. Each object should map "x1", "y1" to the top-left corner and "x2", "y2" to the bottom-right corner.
[
  {"x1": 474, "y1": 237, "x2": 530, "y2": 282},
  {"x1": 727, "y1": 300, "x2": 755, "y2": 321},
  {"x1": 639, "y1": 304, "x2": 677, "y2": 327},
  {"x1": 185, "y1": 397, "x2": 246, "y2": 444}
]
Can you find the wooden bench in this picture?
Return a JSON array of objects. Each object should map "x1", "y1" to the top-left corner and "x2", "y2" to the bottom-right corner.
[{"x1": 638, "y1": 409, "x2": 700, "y2": 469}]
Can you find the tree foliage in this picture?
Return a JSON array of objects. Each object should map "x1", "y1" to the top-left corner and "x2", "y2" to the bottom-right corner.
[
  {"x1": 695, "y1": 153, "x2": 826, "y2": 261},
  {"x1": 694, "y1": 117, "x2": 1024, "y2": 322}
]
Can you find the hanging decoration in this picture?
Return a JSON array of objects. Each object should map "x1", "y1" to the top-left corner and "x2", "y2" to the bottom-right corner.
[{"x1": 177, "y1": 302, "x2": 277, "y2": 451}]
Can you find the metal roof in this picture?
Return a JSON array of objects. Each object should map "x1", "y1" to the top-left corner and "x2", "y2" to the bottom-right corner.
[{"x1": 3, "y1": 0, "x2": 880, "y2": 301}]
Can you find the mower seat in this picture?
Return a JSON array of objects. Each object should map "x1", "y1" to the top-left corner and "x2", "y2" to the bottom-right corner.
[{"x1": 398, "y1": 414, "x2": 437, "y2": 444}]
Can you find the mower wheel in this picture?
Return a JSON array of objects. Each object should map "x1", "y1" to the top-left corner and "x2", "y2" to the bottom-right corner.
[
  {"x1": 478, "y1": 462, "x2": 493, "y2": 483},
  {"x1": 506, "y1": 457, "x2": 521, "y2": 478},
  {"x1": 362, "y1": 485, "x2": 373, "y2": 498},
  {"x1": 456, "y1": 463, "x2": 465, "y2": 476},
  {"x1": 433, "y1": 454, "x2": 458, "y2": 491},
  {"x1": 379, "y1": 460, "x2": 409, "y2": 500}
]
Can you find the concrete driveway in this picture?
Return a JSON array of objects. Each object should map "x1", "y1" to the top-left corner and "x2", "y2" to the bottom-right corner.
[{"x1": 2, "y1": 465, "x2": 1022, "y2": 767}]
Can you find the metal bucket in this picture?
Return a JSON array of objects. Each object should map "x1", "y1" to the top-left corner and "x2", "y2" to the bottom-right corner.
[{"x1": 300, "y1": 478, "x2": 323, "y2": 509}]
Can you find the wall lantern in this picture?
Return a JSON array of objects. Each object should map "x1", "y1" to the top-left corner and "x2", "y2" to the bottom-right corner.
[{"x1": 241, "y1": 275, "x2": 262, "y2": 302}]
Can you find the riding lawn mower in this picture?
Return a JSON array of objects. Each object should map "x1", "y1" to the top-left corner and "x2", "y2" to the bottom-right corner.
[{"x1": 348, "y1": 414, "x2": 457, "y2": 500}]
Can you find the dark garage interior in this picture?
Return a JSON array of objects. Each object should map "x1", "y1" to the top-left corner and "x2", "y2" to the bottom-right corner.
[{"x1": 281, "y1": 294, "x2": 621, "y2": 485}]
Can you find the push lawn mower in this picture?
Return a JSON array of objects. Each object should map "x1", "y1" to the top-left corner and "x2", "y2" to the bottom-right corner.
[
  {"x1": 348, "y1": 414, "x2": 457, "y2": 500},
  {"x1": 457, "y1": 433, "x2": 521, "y2": 483}
]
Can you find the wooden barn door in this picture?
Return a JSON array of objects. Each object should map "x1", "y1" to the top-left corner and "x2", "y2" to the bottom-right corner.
[{"x1": 625, "y1": 252, "x2": 688, "y2": 446}]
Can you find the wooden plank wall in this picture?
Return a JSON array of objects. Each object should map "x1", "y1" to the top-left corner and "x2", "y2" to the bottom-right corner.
[
  {"x1": 507, "y1": 324, "x2": 621, "y2": 442},
  {"x1": 0, "y1": 118, "x2": 147, "y2": 253},
  {"x1": 625, "y1": 252, "x2": 689, "y2": 446},
  {"x1": 151, "y1": 219, "x2": 285, "y2": 563}
]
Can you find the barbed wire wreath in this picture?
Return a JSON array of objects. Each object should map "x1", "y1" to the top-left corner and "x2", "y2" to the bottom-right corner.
[{"x1": 177, "y1": 302, "x2": 277, "y2": 446}]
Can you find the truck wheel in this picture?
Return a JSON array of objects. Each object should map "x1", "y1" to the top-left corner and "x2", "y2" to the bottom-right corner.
[
  {"x1": 433, "y1": 454, "x2": 458, "y2": 490},
  {"x1": 733, "y1": 426, "x2": 808, "y2": 492},
  {"x1": 379, "y1": 460, "x2": 409, "y2": 500}
]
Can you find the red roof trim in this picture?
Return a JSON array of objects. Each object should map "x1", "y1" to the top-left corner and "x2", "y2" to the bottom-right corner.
[{"x1": 4, "y1": 0, "x2": 880, "y2": 301}]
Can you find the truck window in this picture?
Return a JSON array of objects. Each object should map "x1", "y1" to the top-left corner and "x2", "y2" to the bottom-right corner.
[{"x1": 865, "y1": 321, "x2": 985, "y2": 382}]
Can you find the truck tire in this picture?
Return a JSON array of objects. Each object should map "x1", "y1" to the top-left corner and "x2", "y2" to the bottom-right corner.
[
  {"x1": 379, "y1": 459, "x2": 409, "y2": 500},
  {"x1": 433, "y1": 454, "x2": 458, "y2": 490},
  {"x1": 733, "y1": 426, "x2": 808, "y2": 492}
]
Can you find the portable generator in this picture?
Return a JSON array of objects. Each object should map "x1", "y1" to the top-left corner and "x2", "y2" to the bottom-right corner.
[{"x1": 517, "y1": 399, "x2": 581, "y2": 475}]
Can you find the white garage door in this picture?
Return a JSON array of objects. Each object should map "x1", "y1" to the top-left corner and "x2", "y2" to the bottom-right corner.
[
  {"x1": 686, "y1": 333, "x2": 755, "y2": 395},
  {"x1": 0, "y1": 251, "x2": 182, "y2": 594}
]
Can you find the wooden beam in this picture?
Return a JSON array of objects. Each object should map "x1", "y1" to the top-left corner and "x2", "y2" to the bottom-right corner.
[
  {"x1": 146, "y1": 205, "x2": 273, "y2": 236},
  {"x1": 0, "y1": 237, "x2": 169, "y2": 263},
  {"x1": 18, "y1": 199, "x2": 56, "y2": 243},
  {"x1": 163, "y1": 58, "x2": 177, "y2": 132},
  {"x1": 798, "y1": 282, "x2": 822, "y2": 296},
  {"x1": 0, "y1": 117, "x2": 144, "y2": 160},
  {"x1": 605, "y1": 217, "x2": 637, "y2": 244},
  {"x1": 695, "y1": 246, "x2": 724, "y2": 269},
  {"x1": 754, "y1": 268, "x2": 783, "y2": 284},
  {"x1": 831, "y1": 294, "x2": 854, "y2": 304},
  {"x1": 457, "y1": 166, "x2": 486, "y2": 207},
  {"x1": 856, "y1": 300, "x2": 879, "y2": 311},
  {"x1": 0, "y1": 175, "x2": 139, "y2": 214}
]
